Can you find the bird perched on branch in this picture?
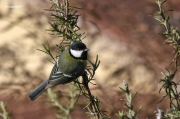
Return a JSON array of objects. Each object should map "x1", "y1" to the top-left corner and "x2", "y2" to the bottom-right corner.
[{"x1": 29, "y1": 42, "x2": 89, "y2": 101}]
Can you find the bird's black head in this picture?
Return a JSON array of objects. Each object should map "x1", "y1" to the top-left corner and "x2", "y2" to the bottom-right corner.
[{"x1": 69, "y1": 42, "x2": 89, "y2": 60}]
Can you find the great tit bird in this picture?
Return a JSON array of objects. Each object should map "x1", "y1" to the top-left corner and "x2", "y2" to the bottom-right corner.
[{"x1": 29, "y1": 42, "x2": 89, "y2": 101}]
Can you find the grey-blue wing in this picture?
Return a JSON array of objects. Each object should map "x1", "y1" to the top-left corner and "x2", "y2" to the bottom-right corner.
[
  {"x1": 49, "y1": 61, "x2": 59, "y2": 78},
  {"x1": 47, "y1": 61, "x2": 75, "y2": 87},
  {"x1": 47, "y1": 71, "x2": 74, "y2": 87}
]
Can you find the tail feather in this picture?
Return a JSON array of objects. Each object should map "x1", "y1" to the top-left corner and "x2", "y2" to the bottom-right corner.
[{"x1": 29, "y1": 80, "x2": 48, "y2": 101}]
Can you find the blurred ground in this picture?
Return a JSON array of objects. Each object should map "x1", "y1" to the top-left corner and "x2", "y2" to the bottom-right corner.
[{"x1": 0, "y1": 0, "x2": 180, "y2": 119}]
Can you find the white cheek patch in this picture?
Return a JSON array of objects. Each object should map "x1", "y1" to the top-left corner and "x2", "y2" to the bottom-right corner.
[{"x1": 70, "y1": 49, "x2": 83, "y2": 58}]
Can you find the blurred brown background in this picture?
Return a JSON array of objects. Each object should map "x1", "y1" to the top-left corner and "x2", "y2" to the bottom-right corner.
[{"x1": 0, "y1": 0, "x2": 180, "y2": 119}]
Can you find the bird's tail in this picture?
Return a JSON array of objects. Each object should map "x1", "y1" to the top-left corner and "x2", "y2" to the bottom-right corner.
[{"x1": 28, "y1": 80, "x2": 48, "y2": 101}]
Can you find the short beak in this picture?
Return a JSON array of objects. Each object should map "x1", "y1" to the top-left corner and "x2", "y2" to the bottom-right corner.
[{"x1": 84, "y1": 48, "x2": 90, "y2": 52}]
